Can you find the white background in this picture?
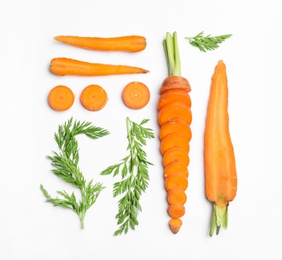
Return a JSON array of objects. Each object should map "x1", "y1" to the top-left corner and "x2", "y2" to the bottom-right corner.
[{"x1": 0, "y1": 0, "x2": 279, "y2": 259}]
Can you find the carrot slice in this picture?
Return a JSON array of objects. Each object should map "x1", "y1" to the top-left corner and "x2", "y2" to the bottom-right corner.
[
  {"x1": 168, "y1": 204, "x2": 185, "y2": 219},
  {"x1": 160, "y1": 76, "x2": 191, "y2": 94},
  {"x1": 158, "y1": 101, "x2": 192, "y2": 126},
  {"x1": 164, "y1": 162, "x2": 188, "y2": 178},
  {"x1": 80, "y1": 84, "x2": 108, "y2": 111},
  {"x1": 163, "y1": 147, "x2": 190, "y2": 167},
  {"x1": 167, "y1": 188, "x2": 187, "y2": 205},
  {"x1": 160, "y1": 132, "x2": 190, "y2": 155},
  {"x1": 122, "y1": 81, "x2": 150, "y2": 109},
  {"x1": 165, "y1": 173, "x2": 188, "y2": 191},
  {"x1": 48, "y1": 85, "x2": 75, "y2": 111},
  {"x1": 158, "y1": 89, "x2": 191, "y2": 110},
  {"x1": 159, "y1": 119, "x2": 192, "y2": 141},
  {"x1": 169, "y1": 218, "x2": 183, "y2": 234}
]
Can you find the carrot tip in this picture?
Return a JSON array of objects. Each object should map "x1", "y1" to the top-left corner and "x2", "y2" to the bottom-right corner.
[{"x1": 169, "y1": 218, "x2": 182, "y2": 234}]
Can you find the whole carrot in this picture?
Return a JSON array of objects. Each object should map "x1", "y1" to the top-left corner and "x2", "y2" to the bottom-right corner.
[
  {"x1": 158, "y1": 32, "x2": 192, "y2": 234},
  {"x1": 204, "y1": 60, "x2": 237, "y2": 236},
  {"x1": 54, "y1": 35, "x2": 147, "y2": 52},
  {"x1": 50, "y1": 57, "x2": 149, "y2": 76}
]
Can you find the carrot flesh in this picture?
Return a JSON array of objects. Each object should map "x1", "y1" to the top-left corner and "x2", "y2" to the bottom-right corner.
[
  {"x1": 169, "y1": 218, "x2": 183, "y2": 234},
  {"x1": 204, "y1": 60, "x2": 237, "y2": 236},
  {"x1": 165, "y1": 173, "x2": 188, "y2": 191},
  {"x1": 54, "y1": 35, "x2": 147, "y2": 52},
  {"x1": 164, "y1": 162, "x2": 188, "y2": 178},
  {"x1": 160, "y1": 132, "x2": 189, "y2": 155},
  {"x1": 50, "y1": 57, "x2": 149, "y2": 76},
  {"x1": 159, "y1": 120, "x2": 192, "y2": 141},
  {"x1": 48, "y1": 85, "x2": 74, "y2": 111},
  {"x1": 122, "y1": 81, "x2": 150, "y2": 109},
  {"x1": 80, "y1": 84, "x2": 108, "y2": 111},
  {"x1": 167, "y1": 188, "x2": 187, "y2": 205},
  {"x1": 168, "y1": 204, "x2": 185, "y2": 219},
  {"x1": 163, "y1": 147, "x2": 190, "y2": 168},
  {"x1": 160, "y1": 76, "x2": 191, "y2": 94},
  {"x1": 158, "y1": 89, "x2": 191, "y2": 110}
]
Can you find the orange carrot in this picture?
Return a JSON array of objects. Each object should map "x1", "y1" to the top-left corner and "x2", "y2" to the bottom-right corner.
[
  {"x1": 48, "y1": 85, "x2": 75, "y2": 111},
  {"x1": 158, "y1": 32, "x2": 192, "y2": 234},
  {"x1": 80, "y1": 84, "x2": 108, "y2": 111},
  {"x1": 122, "y1": 81, "x2": 150, "y2": 109},
  {"x1": 204, "y1": 60, "x2": 237, "y2": 236},
  {"x1": 54, "y1": 35, "x2": 147, "y2": 52},
  {"x1": 50, "y1": 57, "x2": 149, "y2": 76}
]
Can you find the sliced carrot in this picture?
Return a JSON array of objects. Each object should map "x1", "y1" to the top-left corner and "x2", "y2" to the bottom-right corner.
[
  {"x1": 158, "y1": 101, "x2": 192, "y2": 126},
  {"x1": 159, "y1": 119, "x2": 192, "y2": 141},
  {"x1": 165, "y1": 173, "x2": 188, "y2": 191},
  {"x1": 160, "y1": 132, "x2": 189, "y2": 155},
  {"x1": 54, "y1": 35, "x2": 147, "y2": 52},
  {"x1": 158, "y1": 89, "x2": 191, "y2": 110},
  {"x1": 80, "y1": 84, "x2": 108, "y2": 111},
  {"x1": 169, "y1": 218, "x2": 183, "y2": 234},
  {"x1": 167, "y1": 188, "x2": 187, "y2": 205},
  {"x1": 122, "y1": 81, "x2": 150, "y2": 109},
  {"x1": 160, "y1": 76, "x2": 191, "y2": 94},
  {"x1": 48, "y1": 85, "x2": 74, "y2": 111},
  {"x1": 168, "y1": 204, "x2": 185, "y2": 219},
  {"x1": 163, "y1": 147, "x2": 190, "y2": 167},
  {"x1": 164, "y1": 162, "x2": 188, "y2": 178},
  {"x1": 50, "y1": 57, "x2": 149, "y2": 76}
]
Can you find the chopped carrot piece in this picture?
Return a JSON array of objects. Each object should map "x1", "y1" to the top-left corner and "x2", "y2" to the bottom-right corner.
[
  {"x1": 169, "y1": 218, "x2": 183, "y2": 234},
  {"x1": 48, "y1": 85, "x2": 75, "y2": 111},
  {"x1": 168, "y1": 204, "x2": 185, "y2": 219},
  {"x1": 80, "y1": 84, "x2": 108, "y2": 111},
  {"x1": 167, "y1": 188, "x2": 187, "y2": 205},
  {"x1": 164, "y1": 162, "x2": 188, "y2": 178},
  {"x1": 160, "y1": 132, "x2": 190, "y2": 155},
  {"x1": 163, "y1": 147, "x2": 190, "y2": 167},
  {"x1": 165, "y1": 173, "x2": 188, "y2": 191}
]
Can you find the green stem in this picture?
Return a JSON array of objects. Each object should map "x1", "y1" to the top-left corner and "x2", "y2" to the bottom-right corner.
[
  {"x1": 163, "y1": 31, "x2": 181, "y2": 76},
  {"x1": 209, "y1": 203, "x2": 228, "y2": 236}
]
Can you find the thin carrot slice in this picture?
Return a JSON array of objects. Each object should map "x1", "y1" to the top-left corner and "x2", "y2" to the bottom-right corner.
[
  {"x1": 160, "y1": 132, "x2": 190, "y2": 155},
  {"x1": 158, "y1": 89, "x2": 191, "y2": 110},
  {"x1": 165, "y1": 173, "x2": 188, "y2": 191},
  {"x1": 54, "y1": 35, "x2": 147, "y2": 52},
  {"x1": 169, "y1": 218, "x2": 183, "y2": 234},
  {"x1": 122, "y1": 81, "x2": 150, "y2": 109},
  {"x1": 163, "y1": 147, "x2": 190, "y2": 167},
  {"x1": 158, "y1": 101, "x2": 192, "y2": 126},
  {"x1": 50, "y1": 57, "x2": 149, "y2": 76},
  {"x1": 159, "y1": 119, "x2": 192, "y2": 141},
  {"x1": 48, "y1": 85, "x2": 75, "y2": 111},
  {"x1": 167, "y1": 188, "x2": 187, "y2": 205},
  {"x1": 80, "y1": 84, "x2": 108, "y2": 111},
  {"x1": 168, "y1": 204, "x2": 185, "y2": 219},
  {"x1": 164, "y1": 162, "x2": 188, "y2": 178},
  {"x1": 160, "y1": 76, "x2": 191, "y2": 94}
]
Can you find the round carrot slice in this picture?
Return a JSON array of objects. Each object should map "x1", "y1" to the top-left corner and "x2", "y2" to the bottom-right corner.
[
  {"x1": 160, "y1": 132, "x2": 190, "y2": 155},
  {"x1": 163, "y1": 147, "x2": 190, "y2": 167},
  {"x1": 158, "y1": 90, "x2": 191, "y2": 110},
  {"x1": 80, "y1": 84, "x2": 108, "y2": 111},
  {"x1": 165, "y1": 173, "x2": 188, "y2": 191},
  {"x1": 167, "y1": 188, "x2": 187, "y2": 205},
  {"x1": 48, "y1": 85, "x2": 75, "y2": 111},
  {"x1": 160, "y1": 76, "x2": 191, "y2": 94},
  {"x1": 168, "y1": 204, "x2": 185, "y2": 219},
  {"x1": 164, "y1": 162, "x2": 188, "y2": 178},
  {"x1": 159, "y1": 119, "x2": 192, "y2": 141},
  {"x1": 122, "y1": 81, "x2": 150, "y2": 109}
]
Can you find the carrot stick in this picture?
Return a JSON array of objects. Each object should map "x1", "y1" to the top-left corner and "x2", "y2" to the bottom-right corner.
[
  {"x1": 48, "y1": 85, "x2": 75, "y2": 111},
  {"x1": 54, "y1": 35, "x2": 147, "y2": 52},
  {"x1": 158, "y1": 32, "x2": 192, "y2": 234},
  {"x1": 50, "y1": 57, "x2": 149, "y2": 76},
  {"x1": 204, "y1": 60, "x2": 237, "y2": 236},
  {"x1": 122, "y1": 81, "x2": 150, "y2": 109},
  {"x1": 80, "y1": 84, "x2": 108, "y2": 111}
]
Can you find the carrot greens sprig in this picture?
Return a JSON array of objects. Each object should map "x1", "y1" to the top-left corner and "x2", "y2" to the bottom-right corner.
[
  {"x1": 40, "y1": 117, "x2": 109, "y2": 229},
  {"x1": 101, "y1": 117, "x2": 154, "y2": 236}
]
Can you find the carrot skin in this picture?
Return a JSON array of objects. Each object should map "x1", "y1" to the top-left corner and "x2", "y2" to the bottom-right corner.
[
  {"x1": 50, "y1": 57, "x2": 149, "y2": 76},
  {"x1": 54, "y1": 35, "x2": 147, "y2": 52},
  {"x1": 204, "y1": 60, "x2": 237, "y2": 236}
]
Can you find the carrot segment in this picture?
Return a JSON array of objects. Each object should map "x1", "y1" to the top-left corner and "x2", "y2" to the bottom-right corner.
[
  {"x1": 167, "y1": 188, "x2": 187, "y2": 205},
  {"x1": 54, "y1": 35, "x2": 147, "y2": 52},
  {"x1": 169, "y1": 218, "x2": 183, "y2": 234},
  {"x1": 158, "y1": 101, "x2": 192, "y2": 126},
  {"x1": 160, "y1": 133, "x2": 189, "y2": 155},
  {"x1": 163, "y1": 147, "x2": 190, "y2": 168},
  {"x1": 158, "y1": 89, "x2": 191, "y2": 110},
  {"x1": 165, "y1": 173, "x2": 188, "y2": 191},
  {"x1": 80, "y1": 84, "x2": 108, "y2": 111},
  {"x1": 168, "y1": 204, "x2": 185, "y2": 219},
  {"x1": 48, "y1": 85, "x2": 74, "y2": 111},
  {"x1": 50, "y1": 57, "x2": 149, "y2": 76},
  {"x1": 122, "y1": 81, "x2": 150, "y2": 109},
  {"x1": 164, "y1": 162, "x2": 188, "y2": 178},
  {"x1": 204, "y1": 60, "x2": 237, "y2": 236},
  {"x1": 160, "y1": 76, "x2": 191, "y2": 94},
  {"x1": 159, "y1": 120, "x2": 192, "y2": 141}
]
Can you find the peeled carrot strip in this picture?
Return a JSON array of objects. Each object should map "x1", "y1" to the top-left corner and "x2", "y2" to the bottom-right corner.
[
  {"x1": 122, "y1": 81, "x2": 150, "y2": 109},
  {"x1": 48, "y1": 85, "x2": 74, "y2": 111},
  {"x1": 50, "y1": 57, "x2": 149, "y2": 76},
  {"x1": 54, "y1": 35, "x2": 147, "y2": 52},
  {"x1": 80, "y1": 84, "x2": 108, "y2": 111}
]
